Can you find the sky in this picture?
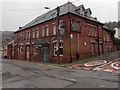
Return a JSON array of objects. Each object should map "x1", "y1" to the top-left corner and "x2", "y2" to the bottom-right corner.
[{"x1": 0, "y1": 0, "x2": 120, "y2": 31}]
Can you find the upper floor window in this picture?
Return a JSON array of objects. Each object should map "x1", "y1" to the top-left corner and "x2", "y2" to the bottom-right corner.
[
  {"x1": 46, "y1": 25, "x2": 49, "y2": 36},
  {"x1": 32, "y1": 29, "x2": 35, "y2": 38},
  {"x1": 106, "y1": 35, "x2": 110, "y2": 42},
  {"x1": 22, "y1": 32, "x2": 24, "y2": 40},
  {"x1": 88, "y1": 24, "x2": 91, "y2": 36},
  {"x1": 42, "y1": 26, "x2": 44, "y2": 37},
  {"x1": 36, "y1": 28, "x2": 39, "y2": 38},
  {"x1": 53, "y1": 24, "x2": 57, "y2": 35},
  {"x1": 104, "y1": 35, "x2": 106, "y2": 41},
  {"x1": 26, "y1": 31, "x2": 29, "y2": 39},
  {"x1": 28, "y1": 30, "x2": 30, "y2": 39},
  {"x1": 91, "y1": 25, "x2": 94, "y2": 36},
  {"x1": 99, "y1": 27, "x2": 102, "y2": 37},
  {"x1": 94, "y1": 26, "x2": 97, "y2": 37}
]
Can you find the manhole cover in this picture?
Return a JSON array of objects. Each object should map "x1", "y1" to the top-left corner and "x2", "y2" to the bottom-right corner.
[{"x1": 84, "y1": 60, "x2": 107, "y2": 67}]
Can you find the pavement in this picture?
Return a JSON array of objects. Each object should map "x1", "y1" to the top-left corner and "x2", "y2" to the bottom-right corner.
[{"x1": 1, "y1": 51, "x2": 120, "y2": 88}]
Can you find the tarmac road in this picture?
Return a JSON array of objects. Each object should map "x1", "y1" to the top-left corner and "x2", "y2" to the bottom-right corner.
[{"x1": 2, "y1": 58, "x2": 119, "y2": 88}]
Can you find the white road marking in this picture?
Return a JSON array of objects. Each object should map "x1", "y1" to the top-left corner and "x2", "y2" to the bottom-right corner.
[
  {"x1": 93, "y1": 61, "x2": 112, "y2": 70},
  {"x1": 60, "y1": 77, "x2": 76, "y2": 82}
]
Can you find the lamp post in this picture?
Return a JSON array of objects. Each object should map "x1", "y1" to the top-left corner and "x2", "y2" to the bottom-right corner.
[{"x1": 44, "y1": 6, "x2": 60, "y2": 64}]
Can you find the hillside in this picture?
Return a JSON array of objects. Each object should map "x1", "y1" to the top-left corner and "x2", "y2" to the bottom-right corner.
[
  {"x1": 1, "y1": 31, "x2": 14, "y2": 41},
  {"x1": 104, "y1": 21, "x2": 118, "y2": 30}
]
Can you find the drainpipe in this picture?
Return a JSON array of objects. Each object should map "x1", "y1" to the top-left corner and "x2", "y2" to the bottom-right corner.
[
  {"x1": 56, "y1": 6, "x2": 60, "y2": 64},
  {"x1": 97, "y1": 26, "x2": 100, "y2": 55},
  {"x1": 68, "y1": 13, "x2": 72, "y2": 63},
  {"x1": 29, "y1": 28, "x2": 32, "y2": 61}
]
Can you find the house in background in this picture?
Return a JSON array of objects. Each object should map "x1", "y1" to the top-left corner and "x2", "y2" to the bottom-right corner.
[
  {"x1": 2, "y1": 37, "x2": 14, "y2": 59},
  {"x1": 114, "y1": 27, "x2": 120, "y2": 39},
  {"x1": 12, "y1": 2, "x2": 115, "y2": 63}
]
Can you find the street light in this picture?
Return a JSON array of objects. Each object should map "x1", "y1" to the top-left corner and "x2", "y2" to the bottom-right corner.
[{"x1": 44, "y1": 6, "x2": 60, "y2": 64}]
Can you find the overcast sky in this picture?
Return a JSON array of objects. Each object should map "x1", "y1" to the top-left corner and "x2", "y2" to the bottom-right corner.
[{"x1": 1, "y1": 0, "x2": 120, "y2": 31}]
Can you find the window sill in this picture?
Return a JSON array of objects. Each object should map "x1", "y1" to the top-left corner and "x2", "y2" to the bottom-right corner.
[
  {"x1": 54, "y1": 55, "x2": 63, "y2": 56},
  {"x1": 33, "y1": 53, "x2": 38, "y2": 54}
]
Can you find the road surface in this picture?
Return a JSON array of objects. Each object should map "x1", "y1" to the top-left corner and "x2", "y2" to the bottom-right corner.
[{"x1": 2, "y1": 59, "x2": 119, "y2": 88}]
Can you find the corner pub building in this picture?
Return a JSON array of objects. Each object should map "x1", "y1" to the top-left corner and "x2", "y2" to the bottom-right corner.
[{"x1": 13, "y1": 2, "x2": 114, "y2": 63}]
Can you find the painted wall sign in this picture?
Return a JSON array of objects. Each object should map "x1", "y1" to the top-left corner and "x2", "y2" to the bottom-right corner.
[{"x1": 71, "y1": 21, "x2": 81, "y2": 33}]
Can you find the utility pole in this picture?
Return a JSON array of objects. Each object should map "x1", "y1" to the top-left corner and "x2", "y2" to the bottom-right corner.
[
  {"x1": 44, "y1": 6, "x2": 60, "y2": 64},
  {"x1": 56, "y1": 6, "x2": 60, "y2": 64}
]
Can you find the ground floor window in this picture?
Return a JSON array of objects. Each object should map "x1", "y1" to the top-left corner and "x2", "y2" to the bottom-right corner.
[
  {"x1": 20, "y1": 45, "x2": 23, "y2": 53},
  {"x1": 109, "y1": 46, "x2": 112, "y2": 52},
  {"x1": 105, "y1": 46, "x2": 109, "y2": 52},
  {"x1": 99, "y1": 44, "x2": 102, "y2": 52},
  {"x1": 91, "y1": 43, "x2": 95, "y2": 53},
  {"x1": 33, "y1": 47, "x2": 39, "y2": 54},
  {"x1": 54, "y1": 42, "x2": 63, "y2": 56}
]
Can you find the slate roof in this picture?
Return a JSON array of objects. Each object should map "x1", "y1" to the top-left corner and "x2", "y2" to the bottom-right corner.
[
  {"x1": 34, "y1": 38, "x2": 50, "y2": 45},
  {"x1": 16, "y1": 2, "x2": 102, "y2": 32},
  {"x1": 2, "y1": 38, "x2": 13, "y2": 46},
  {"x1": 76, "y1": 5, "x2": 85, "y2": 11}
]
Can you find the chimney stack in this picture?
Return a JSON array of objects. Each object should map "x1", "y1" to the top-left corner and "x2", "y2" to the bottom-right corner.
[{"x1": 19, "y1": 27, "x2": 22, "y2": 29}]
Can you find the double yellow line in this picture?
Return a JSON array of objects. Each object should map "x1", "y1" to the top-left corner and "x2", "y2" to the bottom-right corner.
[{"x1": 10, "y1": 59, "x2": 65, "y2": 69}]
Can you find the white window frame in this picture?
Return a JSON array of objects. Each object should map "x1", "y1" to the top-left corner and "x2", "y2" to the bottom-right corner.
[
  {"x1": 26, "y1": 31, "x2": 28, "y2": 39},
  {"x1": 106, "y1": 34, "x2": 109, "y2": 42},
  {"x1": 42, "y1": 26, "x2": 44, "y2": 37},
  {"x1": 94, "y1": 26, "x2": 97, "y2": 37},
  {"x1": 53, "y1": 42, "x2": 63, "y2": 56},
  {"x1": 53, "y1": 24, "x2": 57, "y2": 35},
  {"x1": 91, "y1": 43, "x2": 95, "y2": 52},
  {"x1": 99, "y1": 44, "x2": 102, "y2": 52},
  {"x1": 33, "y1": 46, "x2": 39, "y2": 54},
  {"x1": 22, "y1": 32, "x2": 24, "y2": 40},
  {"x1": 32, "y1": 29, "x2": 35, "y2": 38},
  {"x1": 46, "y1": 25, "x2": 49, "y2": 36},
  {"x1": 28, "y1": 30, "x2": 30, "y2": 39},
  {"x1": 36, "y1": 28, "x2": 39, "y2": 38},
  {"x1": 88, "y1": 24, "x2": 91, "y2": 36},
  {"x1": 20, "y1": 45, "x2": 23, "y2": 53}
]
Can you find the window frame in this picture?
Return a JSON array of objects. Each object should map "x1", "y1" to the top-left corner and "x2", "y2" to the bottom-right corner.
[
  {"x1": 36, "y1": 28, "x2": 39, "y2": 38},
  {"x1": 20, "y1": 45, "x2": 24, "y2": 53},
  {"x1": 53, "y1": 42, "x2": 63, "y2": 56},
  {"x1": 53, "y1": 24, "x2": 57, "y2": 35},
  {"x1": 91, "y1": 42, "x2": 95, "y2": 53},
  {"x1": 46, "y1": 25, "x2": 49, "y2": 36},
  {"x1": 88, "y1": 24, "x2": 91, "y2": 36},
  {"x1": 32, "y1": 29, "x2": 35, "y2": 38},
  {"x1": 42, "y1": 26, "x2": 44, "y2": 37},
  {"x1": 33, "y1": 46, "x2": 39, "y2": 54}
]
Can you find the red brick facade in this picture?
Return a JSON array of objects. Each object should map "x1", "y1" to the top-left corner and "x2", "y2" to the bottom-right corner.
[{"x1": 11, "y1": 2, "x2": 116, "y2": 63}]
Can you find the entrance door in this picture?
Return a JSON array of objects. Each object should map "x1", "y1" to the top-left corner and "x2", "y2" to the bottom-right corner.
[
  {"x1": 43, "y1": 47, "x2": 48, "y2": 62},
  {"x1": 26, "y1": 46, "x2": 30, "y2": 60},
  {"x1": 12, "y1": 47, "x2": 14, "y2": 59}
]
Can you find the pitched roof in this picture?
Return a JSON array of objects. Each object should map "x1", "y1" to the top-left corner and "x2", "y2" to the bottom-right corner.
[
  {"x1": 16, "y1": 2, "x2": 101, "y2": 32},
  {"x1": 2, "y1": 38, "x2": 14, "y2": 46}
]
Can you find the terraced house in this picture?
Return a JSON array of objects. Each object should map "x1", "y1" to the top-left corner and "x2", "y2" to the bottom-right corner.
[{"x1": 13, "y1": 2, "x2": 114, "y2": 63}]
